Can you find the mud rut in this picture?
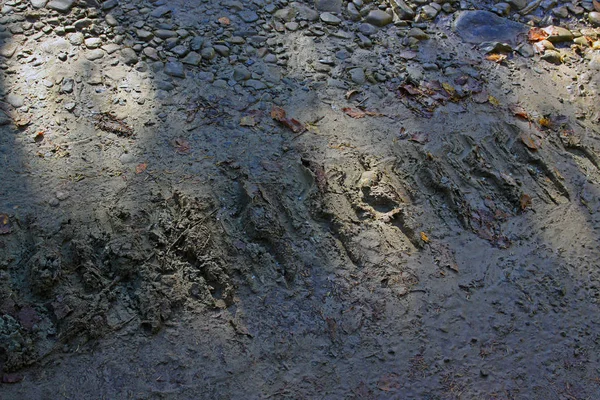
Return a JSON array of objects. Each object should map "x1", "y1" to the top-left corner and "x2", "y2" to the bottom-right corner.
[{"x1": 1, "y1": 0, "x2": 600, "y2": 398}]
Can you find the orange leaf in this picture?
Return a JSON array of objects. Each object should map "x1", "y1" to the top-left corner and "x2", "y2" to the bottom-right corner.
[
  {"x1": 420, "y1": 231, "x2": 430, "y2": 243},
  {"x1": 538, "y1": 117, "x2": 552, "y2": 128},
  {"x1": 485, "y1": 53, "x2": 507, "y2": 63},
  {"x1": 270, "y1": 107, "x2": 305, "y2": 133},
  {"x1": 528, "y1": 27, "x2": 549, "y2": 42},
  {"x1": 218, "y1": 16, "x2": 231, "y2": 25},
  {"x1": 135, "y1": 163, "x2": 147, "y2": 174}
]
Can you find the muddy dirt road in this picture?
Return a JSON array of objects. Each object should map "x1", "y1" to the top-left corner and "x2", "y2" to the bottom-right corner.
[{"x1": 2, "y1": 0, "x2": 600, "y2": 398}]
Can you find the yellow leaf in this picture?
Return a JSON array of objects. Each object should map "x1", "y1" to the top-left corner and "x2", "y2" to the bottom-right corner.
[
  {"x1": 420, "y1": 231, "x2": 430, "y2": 243},
  {"x1": 488, "y1": 95, "x2": 500, "y2": 106}
]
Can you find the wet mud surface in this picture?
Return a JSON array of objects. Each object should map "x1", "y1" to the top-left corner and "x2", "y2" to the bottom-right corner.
[{"x1": 2, "y1": 0, "x2": 600, "y2": 398}]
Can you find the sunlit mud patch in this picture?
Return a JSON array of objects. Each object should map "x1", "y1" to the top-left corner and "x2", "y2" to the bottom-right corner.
[{"x1": 0, "y1": 191, "x2": 233, "y2": 374}]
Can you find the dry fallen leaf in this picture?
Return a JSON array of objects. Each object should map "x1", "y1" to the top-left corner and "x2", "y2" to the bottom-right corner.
[
  {"x1": 528, "y1": 27, "x2": 549, "y2": 42},
  {"x1": 520, "y1": 132, "x2": 542, "y2": 150},
  {"x1": 520, "y1": 193, "x2": 532, "y2": 210},
  {"x1": 509, "y1": 104, "x2": 530, "y2": 120},
  {"x1": 345, "y1": 89, "x2": 360, "y2": 100},
  {"x1": 174, "y1": 138, "x2": 191, "y2": 154},
  {"x1": 270, "y1": 106, "x2": 305, "y2": 133},
  {"x1": 538, "y1": 117, "x2": 552, "y2": 128},
  {"x1": 420, "y1": 231, "x2": 430, "y2": 243},
  {"x1": 0, "y1": 213, "x2": 12, "y2": 234},
  {"x1": 135, "y1": 163, "x2": 148, "y2": 174},
  {"x1": 488, "y1": 95, "x2": 500, "y2": 107},
  {"x1": 485, "y1": 53, "x2": 507, "y2": 63},
  {"x1": 343, "y1": 107, "x2": 367, "y2": 119},
  {"x1": 218, "y1": 16, "x2": 231, "y2": 25}
]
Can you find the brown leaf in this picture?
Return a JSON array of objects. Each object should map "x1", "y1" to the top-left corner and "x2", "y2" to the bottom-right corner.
[
  {"x1": 174, "y1": 138, "x2": 191, "y2": 154},
  {"x1": 343, "y1": 107, "x2": 366, "y2": 119},
  {"x1": 218, "y1": 16, "x2": 231, "y2": 25},
  {"x1": 509, "y1": 104, "x2": 530, "y2": 120},
  {"x1": 270, "y1": 106, "x2": 305, "y2": 133},
  {"x1": 528, "y1": 27, "x2": 549, "y2": 42},
  {"x1": 520, "y1": 132, "x2": 542, "y2": 150},
  {"x1": 270, "y1": 106, "x2": 287, "y2": 121},
  {"x1": 135, "y1": 163, "x2": 148, "y2": 174},
  {"x1": 520, "y1": 194, "x2": 532, "y2": 210},
  {"x1": 0, "y1": 213, "x2": 11, "y2": 235}
]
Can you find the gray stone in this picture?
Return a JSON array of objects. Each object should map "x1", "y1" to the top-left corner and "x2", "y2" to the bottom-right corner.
[
  {"x1": 61, "y1": 79, "x2": 74, "y2": 93},
  {"x1": 120, "y1": 48, "x2": 138, "y2": 65},
  {"x1": 589, "y1": 11, "x2": 600, "y2": 26},
  {"x1": 137, "y1": 29, "x2": 153, "y2": 41},
  {"x1": 239, "y1": 10, "x2": 259, "y2": 23},
  {"x1": 245, "y1": 79, "x2": 267, "y2": 90},
  {"x1": 315, "y1": 0, "x2": 342, "y2": 13},
  {"x1": 74, "y1": 18, "x2": 92, "y2": 30},
  {"x1": 164, "y1": 61, "x2": 185, "y2": 78},
  {"x1": 102, "y1": 43, "x2": 121, "y2": 54},
  {"x1": 155, "y1": 30, "x2": 177, "y2": 39},
  {"x1": 105, "y1": 14, "x2": 118, "y2": 26},
  {"x1": 541, "y1": 49, "x2": 562, "y2": 64},
  {"x1": 507, "y1": 0, "x2": 528, "y2": 10},
  {"x1": 47, "y1": 0, "x2": 74, "y2": 12},
  {"x1": 273, "y1": 7, "x2": 296, "y2": 22},
  {"x1": 390, "y1": 0, "x2": 415, "y2": 20},
  {"x1": 214, "y1": 45, "x2": 230, "y2": 57},
  {"x1": 85, "y1": 49, "x2": 104, "y2": 60},
  {"x1": 6, "y1": 93, "x2": 24, "y2": 108},
  {"x1": 84, "y1": 37, "x2": 102, "y2": 49},
  {"x1": 421, "y1": 5, "x2": 439, "y2": 19},
  {"x1": 67, "y1": 32, "x2": 84, "y2": 45},
  {"x1": 349, "y1": 67, "x2": 365, "y2": 84},
  {"x1": 359, "y1": 23, "x2": 378, "y2": 36},
  {"x1": 171, "y1": 45, "x2": 189, "y2": 57},
  {"x1": 151, "y1": 5, "x2": 171, "y2": 18},
  {"x1": 101, "y1": 0, "x2": 118, "y2": 10},
  {"x1": 320, "y1": 12, "x2": 342, "y2": 25},
  {"x1": 233, "y1": 66, "x2": 251, "y2": 81},
  {"x1": 408, "y1": 27, "x2": 429, "y2": 40},
  {"x1": 366, "y1": 10, "x2": 393, "y2": 27},
  {"x1": 181, "y1": 51, "x2": 201, "y2": 65},
  {"x1": 143, "y1": 47, "x2": 159, "y2": 60},
  {"x1": 190, "y1": 36, "x2": 204, "y2": 51},
  {"x1": 0, "y1": 43, "x2": 18, "y2": 59},
  {"x1": 31, "y1": 0, "x2": 47, "y2": 8},
  {"x1": 453, "y1": 10, "x2": 528, "y2": 44},
  {"x1": 545, "y1": 26, "x2": 573, "y2": 43},
  {"x1": 201, "y1": 47, "x2": 215, "y2": 60},
  {"x1": 347, "y1": 3, "x2": 361, "y2": 20}
]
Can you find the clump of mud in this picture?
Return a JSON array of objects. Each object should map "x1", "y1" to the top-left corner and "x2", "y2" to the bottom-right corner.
[{"x1": 0, "y1": 192, "x2": 233, "y2": 375}]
